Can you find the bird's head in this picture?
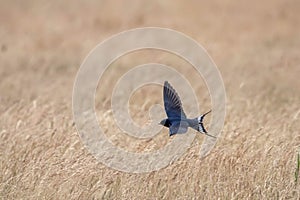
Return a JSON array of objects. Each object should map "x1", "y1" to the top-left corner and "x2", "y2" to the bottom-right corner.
[{"x1": 159, "y1": 119, "x2": 168, "y2": 126}]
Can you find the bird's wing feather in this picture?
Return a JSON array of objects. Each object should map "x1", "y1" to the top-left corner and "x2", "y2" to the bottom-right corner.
[
  {"x1": 163, "y1": 81, "x2": 187, "y2": 119},
  {"x1": 169, "y1": 121, "x2": 189, "y2": 136}
]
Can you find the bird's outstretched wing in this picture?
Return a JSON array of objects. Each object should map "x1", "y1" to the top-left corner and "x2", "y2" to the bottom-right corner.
[
  {"x1": 169, "y1": 121, "x2": 189, "y2": 136},
  {"x1": 163, "y1": 81, "x2": 187, "y2": 119}
]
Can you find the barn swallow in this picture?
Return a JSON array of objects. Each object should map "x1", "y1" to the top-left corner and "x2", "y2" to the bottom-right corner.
[{"x1": 159, "y1": 81, "x2": 215, "y2": 138}]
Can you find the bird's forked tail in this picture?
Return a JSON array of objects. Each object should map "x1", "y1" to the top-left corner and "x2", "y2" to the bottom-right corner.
[{"x1": 197, "y1": 110, "x2": 216, "y2": 138}]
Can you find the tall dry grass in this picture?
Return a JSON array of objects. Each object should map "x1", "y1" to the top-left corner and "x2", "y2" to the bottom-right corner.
[{"x1": 1, "y1": 0, "x2": 300, "y2": 199}]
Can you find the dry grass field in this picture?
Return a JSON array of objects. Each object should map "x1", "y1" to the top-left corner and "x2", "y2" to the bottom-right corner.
[{"x1": 1, "y1": 0, "x2": 300, "y2": 199}]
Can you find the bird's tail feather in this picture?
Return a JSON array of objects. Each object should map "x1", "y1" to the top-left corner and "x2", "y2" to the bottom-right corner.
[{"x1": 196, "y1": 110, "x2": 216, "y2": 138}]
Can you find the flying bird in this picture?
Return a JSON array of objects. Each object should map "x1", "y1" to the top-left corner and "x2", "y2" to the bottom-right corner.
[{"x1": 159, "y1": 81, "x2": 216, "y2": 138}]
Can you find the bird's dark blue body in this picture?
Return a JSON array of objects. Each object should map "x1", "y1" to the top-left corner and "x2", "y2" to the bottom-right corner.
[{"x1": 159, "y1": 81, "x2": 215, "y2": 138}]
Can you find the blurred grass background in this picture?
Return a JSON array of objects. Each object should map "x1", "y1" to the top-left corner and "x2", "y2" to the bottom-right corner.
[{"x1": 0, "y1": 0, "x2": 300, "y2": 199}]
